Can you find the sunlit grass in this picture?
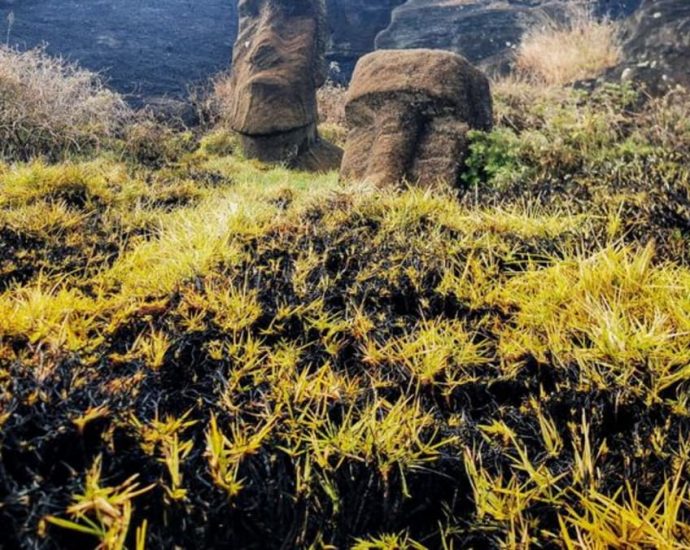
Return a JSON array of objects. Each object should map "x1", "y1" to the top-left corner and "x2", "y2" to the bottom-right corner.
[{"x1": 3, "y1": 85, "x2": 690, "y2": 549}]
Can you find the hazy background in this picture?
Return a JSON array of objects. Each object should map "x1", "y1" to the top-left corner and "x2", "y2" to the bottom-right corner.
[{"x1": 0, "y1": 0, "x2": 237, "y2": 102}]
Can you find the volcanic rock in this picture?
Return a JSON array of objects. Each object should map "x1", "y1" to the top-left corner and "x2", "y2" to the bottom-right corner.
[
  {"x1": 613, "y1": 0, "x2": 690, "y2": 95},
  {"x1": 325, "y1": 0, "x2": 405, "y2": 79},
  {"x1": 340, "y1": 49, "x2": 493, "y2": 187}
]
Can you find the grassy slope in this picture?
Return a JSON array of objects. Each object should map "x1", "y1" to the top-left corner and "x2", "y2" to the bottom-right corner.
[{"x1": 1, "y1": 85, "x2": 690, "y2": 549}]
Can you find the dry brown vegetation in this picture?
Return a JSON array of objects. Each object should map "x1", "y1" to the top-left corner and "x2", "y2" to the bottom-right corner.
[
  {"x1": 0, "y1": 46, "x2": 131, "y2": 159},
  {"x1": 205, "y1": 71, "x2": 235, "y2": 126},
  {"x1": 317, "y1": 81, "x2": 348, "y2": 127},
  {"x1": 516, "y1": 3, "x2": 622, "y2": 85}
]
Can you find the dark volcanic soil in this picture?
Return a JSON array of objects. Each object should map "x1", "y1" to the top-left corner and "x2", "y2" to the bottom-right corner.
[{"x1": 0, "y1": 0, "x2": 237, "y2": 102}]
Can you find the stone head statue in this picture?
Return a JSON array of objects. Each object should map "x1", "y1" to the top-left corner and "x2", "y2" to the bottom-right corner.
[
  {"x1": 229, "y1": 0, "x2": 341, "y2": 170},
  {"x1": 340, "y1": 49, "x2": 493, "y2": 187}
]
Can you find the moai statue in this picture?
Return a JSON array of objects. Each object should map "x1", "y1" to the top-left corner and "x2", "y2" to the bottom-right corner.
[
  {"x1": 228, "y1": 0, "x2": 343, "y2": 172},
  {"x1": 340, "y1": 49, "x2": 493, "y2": 187}
]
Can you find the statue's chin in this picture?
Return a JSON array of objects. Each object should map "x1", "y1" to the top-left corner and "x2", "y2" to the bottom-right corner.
[
  {"x1": 231, "y1": 81, "x2": 315, "y2": 137},
  {"x1": 234, "y1": 111, "x2": 314, "y2": 137},
  {"x1": 238, "y1": 123, "x2": 318, "y2": 164}
]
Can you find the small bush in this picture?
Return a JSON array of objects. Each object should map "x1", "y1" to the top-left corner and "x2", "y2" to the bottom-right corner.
[
  {"x1": 634, "y1": 89, "x2": 690, "y2": 153},
  {"x1": 198, "y1": 128, "x2": 239, "y2": 157},
  {"x1": 317, "y1": 81, "x2": 347, "y2": 127},
  {"x1": 0, "y1": 46, "x2": 130, "y2": 160},
  {"x1": 202, "y1": 71, "x2": 234, "y2": 126},
  {"x1": 121, "y1": 117, "x2": 195, "y2": 167},
  {"x1": 516, "y1": 3, "x2": 622, "y2": 85},
  {"x1": 491, "y1": 75, "x2": 579, "y2": 132},
  {"x1": 462, "y1": 128, "x2": 525, "y2": 191}
]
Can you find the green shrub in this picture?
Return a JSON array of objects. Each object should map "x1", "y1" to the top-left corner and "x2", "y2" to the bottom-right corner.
[{"x1": 462, "y1": 128, "x2": 525, "y2": 191}]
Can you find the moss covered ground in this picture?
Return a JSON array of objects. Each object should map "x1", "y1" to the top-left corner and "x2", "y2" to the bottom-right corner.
[{"x1": 2, "y1": 84, "x2": 690, "y2": 549}]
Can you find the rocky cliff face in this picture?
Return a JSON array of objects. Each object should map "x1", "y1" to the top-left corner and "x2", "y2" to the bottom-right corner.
[
  {"x1": 325, "y1": 0, "x2": 404, "y2": 78},
  {"x1": 376, "y1": 0, "x2": 560, "y2": 74},
  {"x1": 613, "y1": 0, "x2": 690, "y2": 94},
  {"x1": 374, "y1": 0, "x2": 641, "y2": 75}
]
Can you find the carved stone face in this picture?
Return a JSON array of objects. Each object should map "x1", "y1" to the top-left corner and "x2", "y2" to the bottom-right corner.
[
  {"x1": 340, "y1": 49, "x2": 493, "y2": 187},
  {"x1": 342, "y1": 94, "x2": 472, "y2": 187},
  {"x1": 229, "y1": 0, "x2": 326, "y2": 137}
]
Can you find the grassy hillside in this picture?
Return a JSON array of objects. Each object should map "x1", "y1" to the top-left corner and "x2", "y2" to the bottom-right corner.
[{"x1": 2, "y1": 39, "x2": 690, "y2": 550}]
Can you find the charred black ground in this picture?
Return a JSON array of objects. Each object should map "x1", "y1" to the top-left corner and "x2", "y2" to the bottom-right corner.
[{"x1": 2, "y1": 81, "x2": 690, "y2": 549}]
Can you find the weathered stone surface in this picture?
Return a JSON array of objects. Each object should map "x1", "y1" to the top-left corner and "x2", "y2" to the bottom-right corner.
[
  {"x1": 228, "y1": 0, "x2": 342, "y2": 171},
  {"x1": 340, "y1": 49, "x2": 493, "y2": 187},
  {"x1": 613, "y1": 0, "x2": 690, "y2": 95}
]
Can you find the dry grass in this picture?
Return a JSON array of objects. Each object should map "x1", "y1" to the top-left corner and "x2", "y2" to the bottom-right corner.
[
  {"x1": 516, "y1": 3, "x2": 622, "y2": 85},
  {"x1": 317, "y1": 82, "x2": 349, "y2": 147},
  {"x1": 317, "y1": 81, "x2": 348, "y2": 127},
  {"x1": 0, "y1": 46, "x2": 131, "y2": 159},
  {"x1": 206, "y1": 71, "x2": 234, "y2": 126}
]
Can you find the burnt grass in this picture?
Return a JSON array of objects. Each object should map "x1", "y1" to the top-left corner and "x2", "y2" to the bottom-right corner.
[
  {"x1": 3, "y1": 83, "x2": 690, "y2": 547},
  {"x1": 0, "y1": 222, "x2": 123, "y2": 293},
  {"x1": 2, "y1": 189, "x2": 690, "y2": 549}
]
